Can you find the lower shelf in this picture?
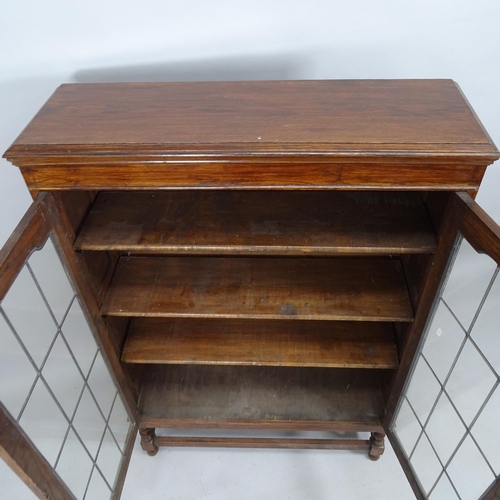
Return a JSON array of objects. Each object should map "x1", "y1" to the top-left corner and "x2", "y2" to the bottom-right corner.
[{"x1": 139, "y1": 365, "x2": 386, "y2": 432}]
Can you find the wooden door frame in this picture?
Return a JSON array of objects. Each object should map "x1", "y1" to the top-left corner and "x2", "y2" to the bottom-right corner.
[
  {"x1": 385, "y1": 191, "x2": 500, "y2": 499},
  {"x1": 0, "y1": 193, "x2": 138, "y2": 499}
]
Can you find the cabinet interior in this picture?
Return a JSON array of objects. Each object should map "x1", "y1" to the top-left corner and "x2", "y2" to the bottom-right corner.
[{"x1": 53, "y1": 189, "x2": 451, "y2": 433}]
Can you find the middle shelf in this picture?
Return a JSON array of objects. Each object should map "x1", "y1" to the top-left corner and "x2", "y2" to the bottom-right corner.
[
  {"x1": 102, "y1": 256, "x2": 414, "y2": 322},
  {"x1": 122, "y1": 318, "x2": 399, "y2": 369}
]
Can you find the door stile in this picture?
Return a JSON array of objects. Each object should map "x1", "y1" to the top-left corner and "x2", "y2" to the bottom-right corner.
[
  {"x1": 0, "y1": 193, "x2": 77, "y2": 500},
  {"x1": 0, "y1": 403, "x2": 77, "y2": 500},
  {"x1": 480, "y1": 477, "x2": 500, "y2": 500},
  {"x1": 457, "y1": 192, "x2": 500, "y2": 266},
  {"x1": 387, "y1": 192, "x2": 500, "y2": 499},
  {"x1": 0, "y1": 193, "x2": 50, "y2": 301}
]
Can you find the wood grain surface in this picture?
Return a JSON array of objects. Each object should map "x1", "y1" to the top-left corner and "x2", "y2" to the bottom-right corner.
[
  {"x1": 139, "y1": 365, "x2": 385, "y2": 430},
  {"x1": 4, "y1": 81, "x2": 498, "y2": 190},
  {"x1": 103, "y1": 256, "x2": 414, "y2": 321},
  {"x1": 5, "y1": 80, "x2": 496, "y2": 154},
  {"x1": 153, "y1": 435, "x2": 371, "y2": 451},
  {"x1": 76, "y1": 191, "x2": 437, "y2": 255},
  {"x1": 122, "y1": 318, "x2": 399, "y2": 368}
]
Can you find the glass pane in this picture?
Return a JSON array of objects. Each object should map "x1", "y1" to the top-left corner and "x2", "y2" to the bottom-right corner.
[
  {"x1": 405, "y1": 356, "x2": 441, "y2": 425},
  {"x1": 447, "y1": 435, "x2": 495, "y2": 500},
  {"x1": 429, "y1": 474, "x2": 460, "y2": 500},
  {"x1": 470, "y1": 271, "x2": 500, "y2": 373},
  {"x1": 96, "y1": 429, "x2": 123, "y2": 489},
  {"x1": 108, "y1": 394, "x2": 132, "y2": 453},
  {"x1": 422, "y1": 300, "x2": 465, "y2": 384},
  {"x1": 442, "y1": 239, "x2": 496, "y2": 331},
  {"x1": 445, "y1": 339, "x2": 496, "y2": 426},
  {"x1": 85, "y1": 468, "x2": 112, "y2": 500},
  {"x1": 88, "y1": 352, "x2": 117, "y2": 419},
  {"x1": 410, "y1": 433, "x2": 442, "y2": 495},
  {"x1": 1, "y1": 233, "x2": 132, "y2": 498},
  {"x1": 61, "y1": 299, "x2": 98, "y2": 378},
  {"x1": 393, "y1": 398, "x2": 422, "y2": 458},
  {"x1": 56, "y1": 428, "x2": 94, "y2": 500},
  {"x1": 72, "y1": 387, "x2": 107, "y2": 459},
  {"x1": 424, "y1": 392, "x2": 466, "y2": 464},
  {"x1": 471, "y1": 384, "x2": 500, "y2": 475},
  {"x1": 1, "y1": 265, "x2": 57, "y2": 368},
  {"x1": 28, "y1": 238, "x2": 74, "y2": 325},
  {"x1": 18, "y1": 378, "x2": 68, "y2": 466},
  {"x1": 0, "y1": 314, "x2": 37, "y2": 419},
  {"x1": 391, "y1": 233, "x2": 500, "y2": 499},
  {"x1": 42, "y1": 333, "x2": 85, "y2": 418}
]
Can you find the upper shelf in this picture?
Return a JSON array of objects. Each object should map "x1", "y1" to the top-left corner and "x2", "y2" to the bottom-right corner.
[
  {"x1": 102, "y1": 256, "x2": 414, "y2": 321},
  {"x1": 75, "y1": 191, "x2": 437, "y2": 256}
]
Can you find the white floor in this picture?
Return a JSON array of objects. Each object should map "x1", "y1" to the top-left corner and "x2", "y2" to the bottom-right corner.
[
  {"x1": 2, "y1": 432, "x2": 414, "y2": 499},
  {"x1": 121, "y1": 435, "x2": 414, "y2": 500}
]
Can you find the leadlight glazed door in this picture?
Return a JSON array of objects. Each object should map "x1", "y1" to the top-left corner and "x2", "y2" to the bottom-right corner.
[
  {"x1": 388, "y1": 192, "x2": 500, "y2": 500},
  {"x1": 0, "y1": 193, "x2": 137, "y2": 500}
]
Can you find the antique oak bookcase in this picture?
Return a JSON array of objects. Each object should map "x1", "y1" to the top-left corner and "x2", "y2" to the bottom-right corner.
[{"x1": 1, "y1": 80, "x2": 500, "y2": 499}]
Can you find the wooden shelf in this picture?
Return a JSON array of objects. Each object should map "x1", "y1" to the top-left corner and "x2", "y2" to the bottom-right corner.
[
  {"x1": 103, "y1": 256, "x2": 414, "y2": 321},
  {"x1": 75, "y1": 191, "x2": 437, "y2": 256},
  {"x1": 139, "y1": 365, "x2": 385, "y2": 431},
  {"x1": 122, "y1": 318, "x2": 399, "y2": 369}
]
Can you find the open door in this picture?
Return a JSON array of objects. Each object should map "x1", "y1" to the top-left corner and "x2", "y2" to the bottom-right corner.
[
  {"x1": 389, "y1": 193, "x2": 500, "y2": 500},
  {"x1": 0, "y1": 193, "x2": 137, "y2": 500}
]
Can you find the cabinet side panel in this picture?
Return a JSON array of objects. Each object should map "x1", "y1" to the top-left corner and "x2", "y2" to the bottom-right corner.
[
  {"x1": 383, "y1": 194, "x2": 465, "y2": 425},
  {"x1": 41, "y1": 193, "x2": 139, "y2": 417}
]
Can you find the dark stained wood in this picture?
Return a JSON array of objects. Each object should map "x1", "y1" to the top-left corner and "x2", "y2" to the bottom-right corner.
[
  {"x1": 122, "y1": 318, "x2": 399, "y2": 369},
  {"x1": 480, "y1": 476, "x2": 500, "y2": 500},
  {"x1": 139, "y1": 365, "x2": 386, "y2": 432},
  {"x1": 139, "y1": 428, "x2": 158, "y2": 456},
  {"x1": 423, "y1": 192, "x2": 453, "y2": 237},
  {"x1": 40, "y1": 194, "x2": 139, "y2": 420},
  {"x1": 103, "y1": 256, "x2": 414, "y2": 322},
  {"x1": 0, "y1": 403, "x2": 77, "y2": 500},
  {"x1": 153, "y1": 435, "x2": 371, "y2": 451},
  {"x1": 50, "y1": 190, "x2": 96, "y2": 237},
  {"x1": 0, "y1": 194, "x2": 50, "y2": 301},
  {"x1": 76, "y1": 191, "x2": 437, "y2": 255},
  {"x1": 457, "y1": 192, "x2": 500, "y2": 266},
  {"x1": 5, "y1": 81, "x2": 498, "y2": 156},
  {"x1": 383, "y1": 193, "x2": 466, "y2": 426},
  {"x1": 400, "y1": 254, "x2": 431, "y2": 311},
  {"x1": 15, "y1": 162, "x2": 489, "y2": 191},
  {"x1": 112, "y1": 422, "x2": 138, "y2": 500},
  {"x1": 368, "y1": 431, "x2": 386, "y2": 461},
  {"x1": 2, "y1": 80, "x2": 499, "y2": 488},
  {"x1": 50, "y1": 191, "x2": 120, "y2": 308},
  {"x1": 4, "y1": 81, "x2": 498, "y2": 190},
  {"x1": 80, "y1": 250, "x2": 119, "y2": 307},
  {"x1": 50, "y1": 189, "x2": 144, "y2": 410},
  {"x1": 386, "y1": 431, "x2": 426, "y2": 500}
]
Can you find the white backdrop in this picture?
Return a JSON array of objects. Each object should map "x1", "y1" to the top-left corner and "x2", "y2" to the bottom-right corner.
[
  {"x1": 1, "y1": 1, "x2": 500, "y2": 497},
  {"x1": 1, "y1": 0, "x2": 499, "y2": 245}
]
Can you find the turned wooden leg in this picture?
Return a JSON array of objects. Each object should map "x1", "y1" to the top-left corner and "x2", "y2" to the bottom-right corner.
[
  {"x1": 368, "y1": 432, "x2": 385, "y2": 461},
  {"x1": 140, "y1": 428, "x2": 159, "y2": 456}
]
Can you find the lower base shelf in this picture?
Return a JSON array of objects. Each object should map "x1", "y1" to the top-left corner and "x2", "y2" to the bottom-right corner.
[
  {"x1": 139, "y1": 365, "x2": 386, "y2": 432},
  {"x1": 138, "y1": 428, "x2": 386, "y2": 460}
]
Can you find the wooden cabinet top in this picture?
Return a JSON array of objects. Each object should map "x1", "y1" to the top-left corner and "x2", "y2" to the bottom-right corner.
[{"x1": 3, "y1": 80, "x2": 499, "y2": 190}]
